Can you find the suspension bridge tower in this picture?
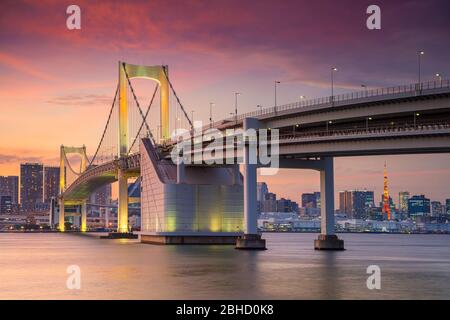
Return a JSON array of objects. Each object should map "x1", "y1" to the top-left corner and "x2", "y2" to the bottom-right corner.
[{"x1": 117, "y1": 62, "x2": 169, "y2": 233}]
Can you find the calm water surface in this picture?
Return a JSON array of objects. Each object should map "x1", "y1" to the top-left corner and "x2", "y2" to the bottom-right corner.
[{"x1": 0, "y1": 232, "x2": 449, "y2": 299}]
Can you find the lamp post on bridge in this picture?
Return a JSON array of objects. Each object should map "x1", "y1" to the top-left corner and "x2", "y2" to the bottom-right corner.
[
  {"x1": 436, "y1": 73, "x2": 443, "y2": 86},
  {"x1": 326, "y1": 120, "x2": 332, "y2": 134},
  {"x1": 414, "y1": 112, "x2": 420, "y2": 129},
  {"x1": 331, "y1": 67, "x2": 337, "y2": 105},
  {"x1": 361, "y1": 84, "x2": 367, "y2": 97},
  {"x1": 209, "y1": 102, "x2": 214, "y2": 128},
  {"x1": 418, "y1": 50, "x2": 425, "y2": 88},
  {"x1": 234, "y1": 92, "x2": 240, "y2": 125},
  {"x1": 366, "y1": 117, "x2": 372, "y2": 131},
  {"x1": 274, "y1": 80, "x2": 280, "y2": 112}
]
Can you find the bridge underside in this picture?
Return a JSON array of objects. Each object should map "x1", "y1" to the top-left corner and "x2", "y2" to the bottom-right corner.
[
  {"x1": 63, "y1": 171, "x2": 118, "y2": 204},
  {"x1": 279, "y1": 133, "x2": 450, "y2": 158}
]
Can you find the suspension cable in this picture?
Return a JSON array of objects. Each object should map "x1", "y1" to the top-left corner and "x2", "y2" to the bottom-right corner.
[
  {"x1": 88, "y1": 84, "x2": 119, "y2": 166},
  {"x1": 128, "y1": 83, "x2": 159, "y2": 153},
  {"x1": 121, "y1": 63, "x2": 157, "y2": 146},
  {"x1": 63, "y1": 151, "x2": 83, "y2": 176},
  {"x1": 161, "y1": 65, "x2": 193, "y2": 128}
]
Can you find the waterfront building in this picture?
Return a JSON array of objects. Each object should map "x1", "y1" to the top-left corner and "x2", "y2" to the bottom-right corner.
[
  {"x1": 0, "y1": 176, "x2": 19, "y2": 205},
  {"x1": 20, "y1": 163, "x2": 43, "y2": 212},
  {"x1": 408, "y1": 195, "x2": 431, "y2": 218},
  {"x1": 257, "y1": 182, "x2": 268, "y2": 202},
  {"x1": 399, "y1": 191, "x2": 410, "y2": 213},
  {"x1": 301, "y1": 193, "x2": 317, "y2": 208},
  {"x1": 0, "y1": 195, "x2": 13, "y2": 214},
  {"x1": 431, "y1": 201, "x2": 444, "y2": 217},
  {"x1": 43, "y1": 166, "x2": 60, "y2": 204},
  {"x1": 339, "y1": 191, "x2": 353, "y2": 217}
]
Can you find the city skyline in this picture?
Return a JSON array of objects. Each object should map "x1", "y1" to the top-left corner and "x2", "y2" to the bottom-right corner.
[
  {"x1": 1, "y1": 1, "x2": 450, "y2": 302},
  {"x1": 1, "y1": 1, "x2": 450, "y2": 203},
  {"x1": 2, "y1": 156, "x2": 449, "y2": 206}
]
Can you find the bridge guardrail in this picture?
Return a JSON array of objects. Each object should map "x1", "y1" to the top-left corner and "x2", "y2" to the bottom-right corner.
[
  {"x1": 278, "y1": 122, "x2": 450, "y2": 141},
  {"x1": 203, "y1": 79, "x2": 450, "y2": 130}
]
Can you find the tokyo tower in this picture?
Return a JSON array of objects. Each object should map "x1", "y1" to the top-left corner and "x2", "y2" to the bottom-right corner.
[{"x1": 382, "y1": 161, "x2": 391, "y2": 220}]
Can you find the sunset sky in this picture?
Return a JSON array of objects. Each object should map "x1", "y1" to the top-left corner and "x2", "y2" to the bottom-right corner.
[{"x1": 1, "y1": 0, "x2": 449, "y2": 204}]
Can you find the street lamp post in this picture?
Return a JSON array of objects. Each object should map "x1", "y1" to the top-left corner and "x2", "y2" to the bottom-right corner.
[
  {"x1": 331, "y1": 67, "x2": 337, "y2": 105},
  {"x1": 234, "y1": 92, "x2": 240, "y2": 125},
  {"x1": 209, "y1": 102, "x2": 214, "y2": 128},
  {"x1": 366, "y1": 117, "x2": 372, "y2": 131},
  {"x1": 436, "y1": 73, "x2": 443, "y2": 86},
  {"x1": 418, "y1": 51, "x2": 424, "y2": 87},
  {"x1": 361, "y1": 84, "x2": 367, "y2": 97},
  {"x1": 414, "y1": 112, "x2": 420, "y2": 128},
  {"x1": 257, "y1": 104, "x2": 263, "y2": 114},
  {"x1": 326, "y1": 120, "x2": 332, "y2": 134},
  {"x1": 274, "y1": 80, "x2": 280, "y2": 111}
]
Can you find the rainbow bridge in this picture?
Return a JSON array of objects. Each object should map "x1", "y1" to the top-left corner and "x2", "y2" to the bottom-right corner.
[{"x1": 59, "y1": 62, "x2": 450, "y2": 249}]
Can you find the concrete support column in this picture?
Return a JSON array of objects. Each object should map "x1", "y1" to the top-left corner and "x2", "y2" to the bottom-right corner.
[
  {"x1": 105, "y1": 208, "x2": 109, "y2": 229},
  {"x1": 232, "y1": 164, "x2": 241, "y2": 185},
  {"x1": 243, "y1": 145, "x2": 257, "y2": 235},
  {"x1": 177, "y1": 160, "x2": 185, "y2": 184},
  {"x1": 236, "y1": 118, "x2": 266, "y2": 250},
  {"x1": 117, "y1": 169, "x2": 129, "y2": 233},
  {"x1": 58, "y1": 198, "x2": 65, "y2": 232},
  {"x1": 314, "y1": 157, "x2": 344, "y2": 250},
  {"x1": 81, "y1": 201, "x2": 87, "y2": 232},
  {"x1": 320, "y1": 157, "x2": 335, "y2": 236}
]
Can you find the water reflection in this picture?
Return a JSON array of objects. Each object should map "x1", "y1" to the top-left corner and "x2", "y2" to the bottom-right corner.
[{"x1": 0, "y1": 233, "x2": 449, "y2": 299}]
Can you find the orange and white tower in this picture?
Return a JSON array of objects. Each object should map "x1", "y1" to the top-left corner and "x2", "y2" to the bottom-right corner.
[{"x1": 382, "y1": 161, "x2": 391, "y2": 220}]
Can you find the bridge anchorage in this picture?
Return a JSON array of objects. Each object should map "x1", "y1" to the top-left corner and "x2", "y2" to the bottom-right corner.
[{"x1": 57, "y1": 61, "x2": 450, "y2": 250}]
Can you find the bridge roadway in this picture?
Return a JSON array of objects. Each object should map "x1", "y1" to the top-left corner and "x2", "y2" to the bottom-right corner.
[{"x1": 63, "y1": 80, "x2": 450, "y2": 203}]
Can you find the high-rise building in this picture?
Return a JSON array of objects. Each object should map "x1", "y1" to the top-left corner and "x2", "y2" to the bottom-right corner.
[
  {"x1": 301, "y1": 193, "x2": 317, "y2": 208},
  {"x1": 257, "y1": 182, "x2": 268, "y2": 202},
  {"x1": 265, "y1": 192, "x2": 276, "y2": 201},
  {"x1": 399, "y1": 191, "x2": 410, "y2": 213},
  {"x1": 431, "y1": 201, "x2": 443, "y2": 217},
  {"x1": 20, "y1": 163, "x2": 43, "y2": 212},
  {"x1": 0, "y1": 176, "x2": 19, "y2": 205},
  {"x1": 446, "y1": 199, "x2": 450, "y2": 215},
  {"x1": 0, "y1": 195, "x2": 13, "y2": 214},
  {"x1": 364, "y1": 191, "x2": 375, "y2": 208},
  {"x1": 408, "y1": 195, "x2": 430, "y2": 218},
  {"x1": 276, "y1": 198, "x2": 292, "y2": 213},
  {"x1": 44, "y1": 166, "x2": 60, "y2": 204},
  {"x1": 314, "y1": 192, "x2": 321, "y2": 209},
  {"x1": 352, "y1": 191, "x2": 374, "y2": 219},
  {"x1": 91, "y1": 184, "x2": 112, "y2": 206},
  {"x1": 260, "y1": 192, "x2": 277, "y2": 212},
  {"x1": 339, "y1": 191, "x2": 353, "y2": 217}
]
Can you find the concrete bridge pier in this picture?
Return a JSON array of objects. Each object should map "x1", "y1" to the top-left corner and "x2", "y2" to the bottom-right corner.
[
  {"x1": 314, "y1": 157, "x2": 345, "y2": 250},
  {"x1": 117, "y1": 168, "x2": 129, "y2": 233},
  {"x1": 81, "y1": 201, "x2": 87, "y2": 232},
  {"x1": 236, "y1": 118, "x2": 266, "y2": 250},
  {"x1": 58, "y1": 198, "x2": 65, "y2": 232}
]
